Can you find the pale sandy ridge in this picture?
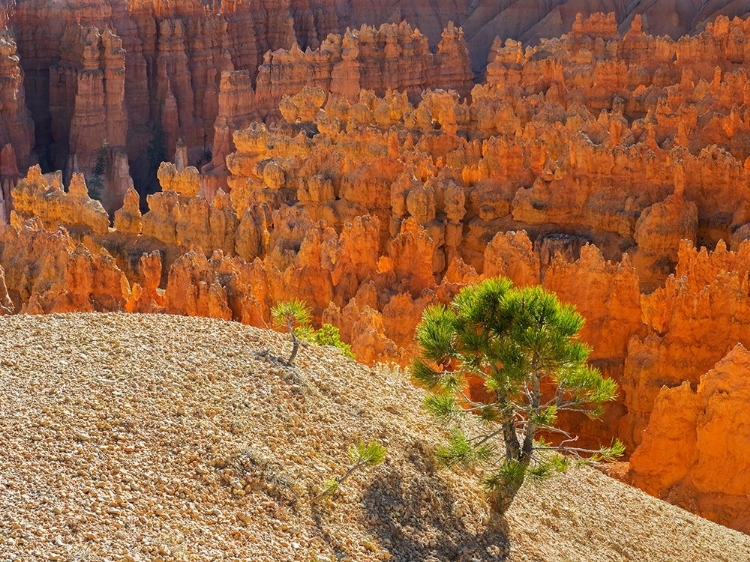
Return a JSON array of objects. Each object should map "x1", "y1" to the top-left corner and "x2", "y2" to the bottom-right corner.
[{"x1": 0, "y1": 313, "x2": 746, "y2": 561}]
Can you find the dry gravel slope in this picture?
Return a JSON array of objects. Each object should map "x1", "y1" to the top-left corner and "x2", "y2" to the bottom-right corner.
[{"x1": 0, "y1": 313, "x2": 747, "y2": 561}]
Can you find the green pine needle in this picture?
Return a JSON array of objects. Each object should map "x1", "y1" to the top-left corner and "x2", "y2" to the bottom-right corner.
[
  {"x1": 423, "y1": 393, "x2": 462, "y2": 421},
  {"x1": 484, "y1": 459, "x2": 526, "y2": 490},
  {"x1": 271, "y1": 299, "x2": 312, "y2": 330},
  {"x1": 591, "y1": 439, "x2": 626, "y2": 462},
  {"x1": 349, "y1": 440, "x2": 388, "y2": 466},
  {"x1": 320, "y1": 479, "x2": 339, "y2": 497},
  {"x1": 411, "y1": 358, "x2": 442, "y2": 390},
  {"x1": 434, "y1": 429, "x2": 492, "y2": 468},
  {"x1": 415, "y1": 305, "x2": 458, "y2": 363}
]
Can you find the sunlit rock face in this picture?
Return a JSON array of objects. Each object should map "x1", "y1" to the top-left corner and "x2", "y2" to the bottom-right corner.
[
  {"x1": 4, "y1": 1, "x2": 739, "y2": 185},
  {"x1": 2, "y1": 0, "x2": 473, "y2": 194},
  {"x1": 629, "y1": 344, "x2": 750, "y2": 534}
]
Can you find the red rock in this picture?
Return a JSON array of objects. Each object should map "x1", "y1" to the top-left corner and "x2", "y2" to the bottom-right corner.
[
  {"x1": 629, "y1": 344, "x2": 750, "y2": 533},
  {"x1": 0, "y1": 217, "x2": 128, "y2": 313},
  {"x1": 113, "y1": 187, "x2": 143, "y2": 236},
  {"x1": 0, "y1": 32, "x2": 34, "y2": 173},
  {"x1": 125, "y1": 250, "x2": 165, "y2": 313},
  {"x1": 633, "y1": 191, "x2": 698, "y2": 293},
  {"x1": 11, "y1": 166, "x2": 109, "y2": 236},
  {"x1": 207, "y1": 70, "x2": 257, "y2": 179},
  {"x1": 383, "y1": 218, "x2": 436, "y2": 296},
  {"x1": 0, "y1": 264, "x2": 14, "y2": 314},
  {"x1": 622, "y1": 240, "x2": 750, "y2": 451},
  {"x1": 483, "y1": 230, "x2": 540, "y2": 287},
  {"x1": 165, "y1": 249, "x2": 271, "y2": 326}
]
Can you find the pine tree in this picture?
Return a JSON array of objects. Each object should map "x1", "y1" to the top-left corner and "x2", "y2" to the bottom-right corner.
[
  {"x1": 315, "y1": 440, "x2": 387, "y2": 501},
  {"x1": 412, "y1": 278, "x2": 623, "y2": 515},
  {"x1": 271, "y1": 300, "x2": 312, "y2": 365}
]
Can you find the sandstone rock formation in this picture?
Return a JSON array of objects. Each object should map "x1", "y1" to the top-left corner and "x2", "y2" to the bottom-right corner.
[
  {"x1": 622, "y1": 240, "x2": 750, "y2": 452},
  {"x1": 632, "y1": 192, "x2": 698, "y2": 293},
  {"x1": 0, "y1": 29, "x2": 34, "y2": 211},
  {"x1": 0, "y1": 28, "x2": 33, "y2": 162},
  {"x1": 11, "y1": 166, "x2": 109, "y2": 236},
  {"x1": 542, "y1": 245, "x2": 644, "y2": 446},
  {"x1": 340, "y1": 0, "x2": 750, "y2": 73},
  {"x1": 483, "y1": 230, "x2": 540, "y2": 287},
  {"x1": 2, "y1": 1, "x2": 474, "y2": 199},
  {"x1": 629, "y1": 344, "x2": 750, "y2": 533},
  {"x1": 1, "y1": 0, "x2": 745, "y2": 206},
  {"x1": 0, "y1": 217, "x2": 129, "y2": 313},
  {"x1": 254, "y1": 21, "x2": 473, "y2": 116}
]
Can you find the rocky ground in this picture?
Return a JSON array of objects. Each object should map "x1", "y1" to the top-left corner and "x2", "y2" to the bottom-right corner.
[{"x1": 0, "y1": 313, "x2": 747, "y2": 561}]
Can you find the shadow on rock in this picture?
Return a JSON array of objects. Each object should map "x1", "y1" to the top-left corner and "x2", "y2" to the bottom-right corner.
[{"x1": 362, "y1": 440, "x2": 510, "y2": 561}]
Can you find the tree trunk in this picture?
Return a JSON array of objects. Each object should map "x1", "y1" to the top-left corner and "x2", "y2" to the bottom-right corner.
[
  {"x1": 492, "y1": 427, "x2": 532, "y2": 515},
  {"x1": 488, "y1": 471, "x2": 526, "y2": 515},
  {"x1": 522, "y1": 372, "x2": 541, "y2": 460},
  {"x1": 287, "y1": 317, "x2": 299, "y2": 365},
  {"x1": 499, "y1": 393, "x2": 521, "y2": 460},
  {"x1": 494, "y1": 394, "x2": 532, "y2": 517}
]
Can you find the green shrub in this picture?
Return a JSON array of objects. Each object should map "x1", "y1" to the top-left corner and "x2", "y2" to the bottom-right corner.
[{"x1": 307, "y1": 324, "x2": 354, "y2": 359}]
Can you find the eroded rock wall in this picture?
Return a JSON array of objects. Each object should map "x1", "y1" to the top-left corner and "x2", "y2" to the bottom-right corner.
[
  {"x1": 629, "y1": 344, "x2": 750, "y2": 534},
  {"x1": 340, "y1": 0, "x2": 750, "y2": 73},
  {"x1": 3, "y1": 0, "x2": 746, "y2": 197},
  {"x1": 3, "y1": 1, "x2": 472, "y2": 196},
  {"x1": 0, "y1": 28, "x2": 34, "y2": 210}
]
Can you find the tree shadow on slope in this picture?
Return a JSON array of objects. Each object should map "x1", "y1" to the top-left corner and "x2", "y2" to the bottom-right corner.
[{"x1": 361, "y1": 440, "x2": 510, "y2": 562}]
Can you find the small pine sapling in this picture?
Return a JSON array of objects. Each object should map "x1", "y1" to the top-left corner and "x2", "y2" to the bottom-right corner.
[
  {"x1": 271, "y1": 300, "x2": 312, "y2": 365},
  {"x1": 316, "y1": 440, "x2": 387, "y2": 501},
  {"x1": 271, "y1": 300, "x2": 356, "y2": 362}
]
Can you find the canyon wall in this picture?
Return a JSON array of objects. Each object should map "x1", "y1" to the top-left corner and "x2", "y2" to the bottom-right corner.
[
  {"x1": 629, "y1": 344, "x2": 750, "y2": 533},
  {"x1": 335, "y1": 0, "x2": 750, "y2": 73},
  {"x1": 3, "y1": 1, "x2": 746, "y2": 197},
  {"x1": 2, "y1": 0, "x2": 472, "y2": 197},
  {"x1": 0, "y1": 27, "x2": 33, "y2": 218}
]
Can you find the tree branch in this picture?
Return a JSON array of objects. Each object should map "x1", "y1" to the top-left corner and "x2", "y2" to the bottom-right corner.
[
  {"x1": 470, "y1": 427, "x2": 505, "y2": 448},
  {"x1": 534, "y1": 445, "x2": 603, "y2": 454}
]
